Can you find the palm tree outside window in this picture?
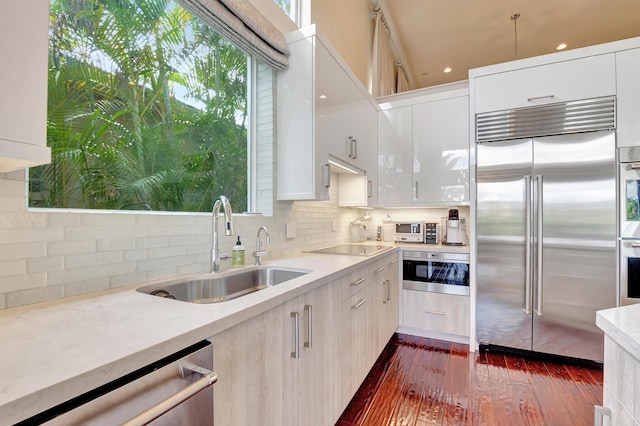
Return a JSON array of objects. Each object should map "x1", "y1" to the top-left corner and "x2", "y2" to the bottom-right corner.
[{"x1": 30, "y1": 0, "x2": 250, "y2": 213}]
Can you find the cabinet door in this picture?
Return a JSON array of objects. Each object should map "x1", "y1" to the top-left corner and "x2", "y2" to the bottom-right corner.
[
  {"x1": 413, "y1": 96, "x2": 469, "y2": 204},
  {"x1": 617, "y1": 48, "x2": 640, "y2": 147},
  {"x1": 211, "y1": 304, "x2": 288, "y2": 425},
  {"x1": 0, "y1": 1, "x2": 51, "y2": 171},
  {"x1": 338, "y1": 284, "x2": 371, "y2": 408},
  {"x1": 386, "y1": 254, "x2": 400, "y2": 339},
  {"x1": 297, "y1": 281, "x2": 339, "y2": 425},
  {"x1": 474, "y1": 54, "x2": 616, "y2": 113},
  {"x1": 349, "y1": 110, "x2": 378, "y2": 207},
  {"x1": 277, "y1": 35, "x2": 330, "y2": 201},
  {"x1": 401, "y1": 289, "x2": 470, "y2": 336},
  {"x1": 378, "y1": 106, "x2": 413, "y2": 206}
]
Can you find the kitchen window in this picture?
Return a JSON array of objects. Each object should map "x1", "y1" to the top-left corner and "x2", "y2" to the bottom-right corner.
[{"x1": 29, "y1": 0, "x2": 257, "y2": 213}]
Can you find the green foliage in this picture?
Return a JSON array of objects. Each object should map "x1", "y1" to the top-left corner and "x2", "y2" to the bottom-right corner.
[{"x1": 30, "y1": 0, "x2": 249, "y2": 212}]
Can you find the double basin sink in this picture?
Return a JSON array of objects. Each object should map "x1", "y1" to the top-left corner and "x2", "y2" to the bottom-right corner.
[{"x1": 137, "y1": 266, "x2": 310, "y2": 304}]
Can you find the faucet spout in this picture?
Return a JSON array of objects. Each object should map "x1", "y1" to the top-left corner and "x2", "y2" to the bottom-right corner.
[
  {"x1": 253, "y1": 225, "x2": 271, "y2": 266},
  {"x1": 212, "y1": 195, "x2": 233, "y2": 272}
]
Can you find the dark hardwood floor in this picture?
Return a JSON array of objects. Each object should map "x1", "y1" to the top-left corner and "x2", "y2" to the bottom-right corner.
[{"x1": 337, "y1": 333, "x2": 603, "y2": 426}]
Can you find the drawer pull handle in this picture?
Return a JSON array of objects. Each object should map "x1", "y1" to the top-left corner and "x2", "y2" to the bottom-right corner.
[
  {"x1": 527, "y1": 94, "x2": 555, "y2": 102},
  {"x1": 375, "y1": 266, "x2": 385, "y2": 273},
  {"x1": 424, "y1": 310, "x2": 446, "y2": 316},
  {"x1": 351, "y1": 278, "x2": 366, "y2": 287},
  {"x1": 352, "y1": 298, "x2": 367, "y2": 310},
  {"x1": 391, "y1": 259, "x2": 398, "y2": 264},
  {"x1": 291, "y1": 312, "x2": 300, "y2": 359}
]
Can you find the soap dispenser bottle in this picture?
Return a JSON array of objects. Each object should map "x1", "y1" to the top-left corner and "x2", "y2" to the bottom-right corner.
[{"x1": 232, "y1": 236, "x2": 245, "y2": 267}]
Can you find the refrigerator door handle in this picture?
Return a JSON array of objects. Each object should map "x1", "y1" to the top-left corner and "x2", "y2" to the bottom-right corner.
[
  {"x1": 524, "y1": 175, "x2": 532, "y2": 314},
  {"x1": 536, "y1": 174, "x2": 544, "y2": 316}
]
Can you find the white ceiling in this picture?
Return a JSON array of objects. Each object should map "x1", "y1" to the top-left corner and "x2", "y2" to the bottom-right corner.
[{"x1": 382, "y1": 0, "x2": 640, "y2": 89}]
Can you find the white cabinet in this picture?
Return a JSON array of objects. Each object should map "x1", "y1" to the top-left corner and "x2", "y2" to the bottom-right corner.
[
  {"x1": 377, "y1": 92, "x2": 470, "y2": 206},
  {"x1": 0, "y1": 2, "x2": 51, "y2": 172},
  {"x1": 401, "y1": 289, "x2": 470, "y2": 337},
  {"x1": 413, "y1": 96, "x2": 469, "y2": 204},
  {"x1": 474, "y1": 54, "x2": 616, "y2": 114},
  {"x1": 277, "y1": 25, "x2": 377, "y2": 202},
  {"x1": 378, "y1": 106, "x2": 413, "y2": 205},
  {"x1": 617, "y1": 48, "x2": 640, "y2": 148}
]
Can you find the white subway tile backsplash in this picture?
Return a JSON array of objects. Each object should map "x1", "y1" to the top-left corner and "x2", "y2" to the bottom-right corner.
[
  {"x1": 0, "y1": 273, "x2": 46, "y2": 293},
  {"x1": 0, "y1": 259, "x2": 27, "y2": 278},
  {"x1": 65, "y1": 278, "x2": 110, "y2": 297},
  {"x1": 65, "y1": 225, "x2": 144, "y2": 240},
  {"x1": 48, "y1": 240, "x2": 96, "y2": 256},
  {"x1": 27, "y1": 256, "x2": 64, "y2": 273},
  {"x1": 6, "y1": 284, "x2": 64, "y2": 308},
  {"x1": 109, "y1": 271, "x2": 147, "y2": 289},
  {"x1": 96, "y1": 237, "x2": 136, "y2": 252},
  {"x1": 0, "y1": 212, "x2": 47, "y2": 228},
  {"x1": 0, "y1": 242, "x2": 46, "y2": 259},
  {"x1": 64, "y1": 251, "x2": 123, "y2": 269}
]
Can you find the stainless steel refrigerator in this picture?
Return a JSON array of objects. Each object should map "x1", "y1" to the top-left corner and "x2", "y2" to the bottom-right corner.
[{"x1": 476, "y1": 97, "x2": 617, "y2": 362}]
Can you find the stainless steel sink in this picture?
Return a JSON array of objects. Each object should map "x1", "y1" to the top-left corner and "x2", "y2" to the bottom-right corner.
[{"x1": 136, "y1": 266, "x2": 310, "y2": 303}]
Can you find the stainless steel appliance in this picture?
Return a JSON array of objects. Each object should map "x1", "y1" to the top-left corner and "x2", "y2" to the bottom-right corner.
[
  {"x1": 443, "y1": 208, "x2": 465, "y2": 246},
  {"x1": 403, "y1": 250, "x2": 470, "y2": 296},
  {"x1": 23, "y1": 341, "x2": 216, "y2": 425},
  {"x1": 618, "y1": 147, "x2": 640, "y2": 305},
  {"x1": 394, "y1": 222, "x2": 424, "y2": 243},
  {"x1": 476, "y1": 97, "x2": 617, "y2": 362}
]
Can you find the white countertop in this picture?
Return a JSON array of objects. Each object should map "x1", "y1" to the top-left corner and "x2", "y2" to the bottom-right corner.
[
  {"x1": 596, "y1": 303, "x2": 640, "y2": 360},
  {"x1": 0, "y1": 248, "x2": 400, "y2": 425}
]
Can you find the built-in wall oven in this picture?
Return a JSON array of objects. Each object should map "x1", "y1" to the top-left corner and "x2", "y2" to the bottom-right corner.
[
  {"x1": 619, "y1": 147, "x2": 640, "y2": 305},
  {"x1": 402, "y1": 250, "x2": 470, "y2": 296}
]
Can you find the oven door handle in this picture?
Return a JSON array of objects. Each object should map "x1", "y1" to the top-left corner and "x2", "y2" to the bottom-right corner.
[
  {"x1": 627, "y1": 163, "x2": 640, "y2": 170},
  {"x1": 121, "y1": 367, "x2": 218, "y2": 426},
  {"x1": 631, "y1": 241, "x2": 640, "y2": 248}
]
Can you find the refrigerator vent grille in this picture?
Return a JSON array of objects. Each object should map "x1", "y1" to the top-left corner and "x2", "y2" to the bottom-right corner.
[{"x1": 476, "y1": 96, "x2": 615, "y2": 143}]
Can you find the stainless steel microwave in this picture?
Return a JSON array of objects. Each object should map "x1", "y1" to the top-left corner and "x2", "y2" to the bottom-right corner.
[{"x1": 394, "y1": 222, "x2": 424, "y2": 243}]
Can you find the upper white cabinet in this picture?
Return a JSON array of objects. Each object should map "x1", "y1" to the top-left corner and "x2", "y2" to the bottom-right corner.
[
  {"x1": 0, "y1": 2, "x2": 51, "y2": 172},
  {"x1": 473, "y1": 54, "x2": 616, "y2": 113},
  {"x1": 277, "y1": 25, "x2": 377, "y2": 202},
  {"x1": 413, "y1": 96, "x2": 469, "y2": 204},
  {"x1": 378, "y1": 105, "x2": 413, "y2": 205},
  {"x1": 617, "y1": 48, "x2": 640, "y2": 148},
  {"x1": 378, "y1": 88, "x2": 470, "y2": 206}
]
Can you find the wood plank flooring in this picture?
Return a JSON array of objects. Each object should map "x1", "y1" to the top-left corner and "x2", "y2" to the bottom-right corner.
[{"x1": 336, "y1": 333, "x2": 603, "y2": 426}]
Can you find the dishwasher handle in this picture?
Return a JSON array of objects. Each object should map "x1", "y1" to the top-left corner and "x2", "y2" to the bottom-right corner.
[{"x1": 121, "y1": 368, "x2": 218, "y2": 426}]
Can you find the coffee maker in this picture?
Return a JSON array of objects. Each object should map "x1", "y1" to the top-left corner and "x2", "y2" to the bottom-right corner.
[{"x1": 443, "y1": 208, "x2": 465, "y2": 246}]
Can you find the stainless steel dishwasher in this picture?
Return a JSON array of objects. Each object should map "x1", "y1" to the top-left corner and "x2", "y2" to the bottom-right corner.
[{"x1": 18, "y1": 340, "x2": 216, "y2": 426}]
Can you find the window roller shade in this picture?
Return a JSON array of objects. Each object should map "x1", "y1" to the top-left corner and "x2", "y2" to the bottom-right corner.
[{"x1": 179, "y1": 0, "x2": 290, "y2": 69}]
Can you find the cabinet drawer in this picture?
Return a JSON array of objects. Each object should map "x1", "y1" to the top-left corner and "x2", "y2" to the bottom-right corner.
[
  {"x1": 474, "y1": 54, "x2": 616, "y2": 113},
  {"x1": 616, "y1": 48, "x2": 640, "y2": 148},
  {"x1": 339, "y1": 269, "x2": 368, "y2": 302},
  {"x1": 401, "y1": 289, "x2": 469, "y2": 336}
]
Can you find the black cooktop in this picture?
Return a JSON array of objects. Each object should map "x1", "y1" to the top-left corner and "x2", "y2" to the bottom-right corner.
[{"x1": 307, "y1": 244, "x2": 393, "y2": 256}]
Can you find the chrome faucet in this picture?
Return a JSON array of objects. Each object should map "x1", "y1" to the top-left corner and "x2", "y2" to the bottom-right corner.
[
  {"x1": 253, "y1": 225, "x2": 270, "y2": 265},
  {"x1": 211, "y1": 195, "x2": 233, "y2": 272}
]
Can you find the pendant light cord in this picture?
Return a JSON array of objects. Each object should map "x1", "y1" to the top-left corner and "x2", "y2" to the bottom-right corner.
[{"x1": 511, "y1": 13, "x2": 520, "y2": 59}]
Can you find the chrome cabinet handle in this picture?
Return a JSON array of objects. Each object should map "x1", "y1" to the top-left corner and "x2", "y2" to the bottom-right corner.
[
  {"x1": 351, "y1": 298, "x2": 367, "y2": 310},
  {"x1": 304, "y1": 305, "x2": 312, "y2": 349},
  {"x1": 352, "y1": 138, "x2": 358, "y2": 160},
  {"x1": 122, "y1": 369, "x2": 218, "y2": 426},
  {"x1": 628, "y1": 163, "x2": 640, "y2": 170},
  {"x1": 351, "y1": 277, "x2": 366, "y2": 287},
  {"x1": 415, "y1": 181, "x2": 419, "y2": 199},
  {"x1": 382, "y1": 280, "x2": 387, "y2": 304},
  {"x1": 375, "y1": 266, "x2": 385, "y2": 273},
  {"x1": 593, "y1": 405, "x2": 612, "y2": 426},
  {"x1": 391, "y1": 259, "x2": 398, "y2": 264},
  {"x1": 424, "y1": 310, "x2": 445, "y2": 316},
  {"x1": 346, "y1": 136, "x2": 352, "y2": 158},
  {"x1": 524, "y1": 175, "x2": 532, "y2": 314},
  {"x1": 386, "y1": 279, "x2": 391, "y2": 302},
  {"x1": 323, "y1": 163, "x2": 331, "y2": 189},
  {"x1": 367, "y1": 179, "x2": 373, "y2": 198},
  {"x1": 536, "y1": 174, "x2": 544, "y2": 316},
  {"x1": 527, "y1": 94, "x2": 555, "y2": 102},
  {"x1": 291, "y1": 312, "x2": 299, "y2": 359}
]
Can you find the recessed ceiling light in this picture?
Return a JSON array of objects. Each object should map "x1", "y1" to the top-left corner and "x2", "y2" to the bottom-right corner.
[
  {"x1": 444, "y1": 67, "x2": 452, "y2": 73},
  {"x1": 319, "y1": 94, "x2": 327, "y2": 99},
  {"x1": 557, "y1": 43, "x2": 567, "y2": 50}
]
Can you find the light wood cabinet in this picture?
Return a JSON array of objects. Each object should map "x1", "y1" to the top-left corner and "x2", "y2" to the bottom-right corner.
[
  {"x1": 616, "y1": 48, "x2": 640, "y2": 148},
  {"x1": 370, "y1": 253, "x2": 400, "y2": 351},
  {"x1": 473, "y1": 54, "x2": 616, "y2": 114},
  {"x1": 402, "y1": 289, "x2": 469, "y2": 337},
  {"x1": 0, "y1": 2, "x2": 51, "y2": 172}
]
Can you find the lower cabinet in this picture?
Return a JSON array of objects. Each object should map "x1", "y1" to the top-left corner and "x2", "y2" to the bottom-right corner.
[
  {"x1": 211, "y1": 254, "x2": 400, "y2": 425},
  {"x1": 402, "y1": 289, "x2": 469, "y2": 337}
]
